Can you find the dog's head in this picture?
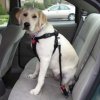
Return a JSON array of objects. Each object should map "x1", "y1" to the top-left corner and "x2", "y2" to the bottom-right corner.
[{"x1": 16, "y1": 8, "x2": 47, "y2": 34}]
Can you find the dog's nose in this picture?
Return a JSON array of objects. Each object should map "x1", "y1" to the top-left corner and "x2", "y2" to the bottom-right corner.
[{"x1": 24, "y1": 22, "x2": 30, "y2": 29}]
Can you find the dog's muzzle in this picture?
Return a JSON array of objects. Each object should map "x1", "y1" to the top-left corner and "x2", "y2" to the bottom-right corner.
[{"x1": 24, "y1": 22, "x2": 30, "y2": 30}]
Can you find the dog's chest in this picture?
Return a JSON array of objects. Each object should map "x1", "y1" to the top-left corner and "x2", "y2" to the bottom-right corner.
[{"x1": 36, "y1": 37, "x2": 55, "y2": 58}]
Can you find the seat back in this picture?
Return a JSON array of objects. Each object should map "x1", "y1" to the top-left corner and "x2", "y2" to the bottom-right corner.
[
  {"x1": 73, "y1": 13, "x2": 100, "y2": 77},
  {"x1": 72, "y1": 13, "x2": 100, "y2": 100},
  {"x1": 0, "y1": 25, "x2": 25, "y2": 78},
  {"x1": 72, "y1": 33, "x2": 100, "y2": 100}
]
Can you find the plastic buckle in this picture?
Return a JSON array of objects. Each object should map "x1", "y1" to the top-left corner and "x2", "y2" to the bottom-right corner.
[
  {"x1": 32, "y1": 39, "x2": 36, "y2": 44},
  {"x1": 60, "y1": 85, "x2": 70, "y2": 97}
]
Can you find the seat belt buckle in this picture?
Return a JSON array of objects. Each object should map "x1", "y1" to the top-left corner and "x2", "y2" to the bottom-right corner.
[
  {"x1": 60, "y1": 85, "x2": 70, "y2": 97},
  {"x1": 32, "y1": 39, "x2": 37, "y2": 44}
]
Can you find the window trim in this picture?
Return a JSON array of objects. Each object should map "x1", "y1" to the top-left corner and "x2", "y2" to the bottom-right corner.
[{"x1": 9, "y1": 0, "x2": 20, "y2": 12}]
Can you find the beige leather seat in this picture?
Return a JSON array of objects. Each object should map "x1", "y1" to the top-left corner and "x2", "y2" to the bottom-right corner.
[{"x1": 8, "y1": 13, "x2": 100, "y2": 100}]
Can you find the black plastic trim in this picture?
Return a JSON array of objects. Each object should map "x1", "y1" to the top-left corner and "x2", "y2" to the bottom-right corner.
[{"x1": 85, "y1": 0, "x2": 100, "y2": 12}]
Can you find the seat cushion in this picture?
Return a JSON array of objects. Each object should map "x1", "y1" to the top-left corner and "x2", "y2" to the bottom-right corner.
[{"x1": 8, "y1": 58, "x2": 72, "y2": 100}]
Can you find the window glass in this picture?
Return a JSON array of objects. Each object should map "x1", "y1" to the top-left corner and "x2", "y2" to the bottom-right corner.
[
  {"x1": 0, "y1": 1, "x2": 9, "y2": 27},
  {"x1": 49, "y1": 6, "x2": 59, "y2": 11},
  {"x1": 60, "y1": 5, "x2": 69, "y2": 10},
  {"x1": 21, "y1": 0, "x2": 75, "y2": 21}
]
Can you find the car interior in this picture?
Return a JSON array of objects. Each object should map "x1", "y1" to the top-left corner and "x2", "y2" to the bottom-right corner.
[{"x1": 0, "y1": 0, "x2": 100, "y2": 100}]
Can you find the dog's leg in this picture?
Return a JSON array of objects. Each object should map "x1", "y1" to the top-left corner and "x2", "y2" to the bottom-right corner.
[
  {"x1": 30, "y1": 58, "x2": 50, "y2": 95},
  {"x1": 62, "y1": 74, "x2": 71, "y2": 85},
  {"x1": 28, "y1": 60, "x2": 40, "y2": 79}
]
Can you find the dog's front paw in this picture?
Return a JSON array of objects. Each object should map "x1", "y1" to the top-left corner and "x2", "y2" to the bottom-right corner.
[
  {"x1": 28, "y1": 74, "x2": 37, "y2": 79},
  {"x1": 30, "y1": 89, "x2": 40, "y2": 95}
]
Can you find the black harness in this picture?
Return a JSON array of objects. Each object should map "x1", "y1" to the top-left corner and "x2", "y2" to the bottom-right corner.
[
  {"x1": 31, "y1": 30, "x2": 58, "y2": 61},
  {"x1": 31, "y1": 30, "x2": 70, "y2": 97}
]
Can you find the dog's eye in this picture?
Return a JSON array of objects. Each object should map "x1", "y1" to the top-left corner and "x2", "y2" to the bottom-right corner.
[
  {"x1": 32, "y1": 15, "x2": 37, "y2": 18},
  {"x1": 23, "y1": 13, "x2": 28, "y2": 17}
]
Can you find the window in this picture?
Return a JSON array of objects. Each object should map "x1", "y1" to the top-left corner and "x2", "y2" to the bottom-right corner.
[
  {"x1": 60, "y1": 5, "x2": 70, "y2": 10},
  {"x1": 21, "y1": 0, "x2": 75, "y2": 21},
  {"x1": 0, "y1": 0, "x2": 9, "y2": 27},
  {"x1": 49, "y1": 6, "x2": 59, "y2": 11}
]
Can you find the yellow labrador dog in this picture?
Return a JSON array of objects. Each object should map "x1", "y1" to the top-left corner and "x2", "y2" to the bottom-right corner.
[{"x1": 16, "y1": 8, "x2": 79, "y2": 95}]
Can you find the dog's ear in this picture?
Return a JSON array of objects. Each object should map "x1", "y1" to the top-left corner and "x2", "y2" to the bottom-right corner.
[
  {"x1": 34, "y1": 11, "x2": 47, "y2": 32},
  {"x1": 38, "y1": 11, "x2": 47, "y2": 28},
  {"x1": 15, "y1": 8, "x2": 22, "y2": 24}
]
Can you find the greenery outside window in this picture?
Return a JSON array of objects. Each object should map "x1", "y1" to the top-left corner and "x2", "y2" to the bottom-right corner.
[{"x1": 0, "y1": 0, "x2": 9, "y2": 27}]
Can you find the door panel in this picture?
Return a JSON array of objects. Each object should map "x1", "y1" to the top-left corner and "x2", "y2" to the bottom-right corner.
[{"x1": 18, "y1": 21, "x2": 77, "y2": 68}]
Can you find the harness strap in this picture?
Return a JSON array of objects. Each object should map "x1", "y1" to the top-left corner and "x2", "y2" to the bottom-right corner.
[
  {"x1": 58, "y1": 44, "x2": 70, "y2": 97},
  {"x1": 58, "y1": 45, "x2": 62, "y2": 85},
  {"x1": 34, "y1": 30, "x2": 58, "y2": 42},
  {"x1": 53, "y1": 31, "x2": 59, "y2": 53},
  {"x1": 31, "y1": 30, "x2": 58, "y2": 61},
  {"x1": 32, "y1": 43, "x2": 40, "y2": 61}
]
